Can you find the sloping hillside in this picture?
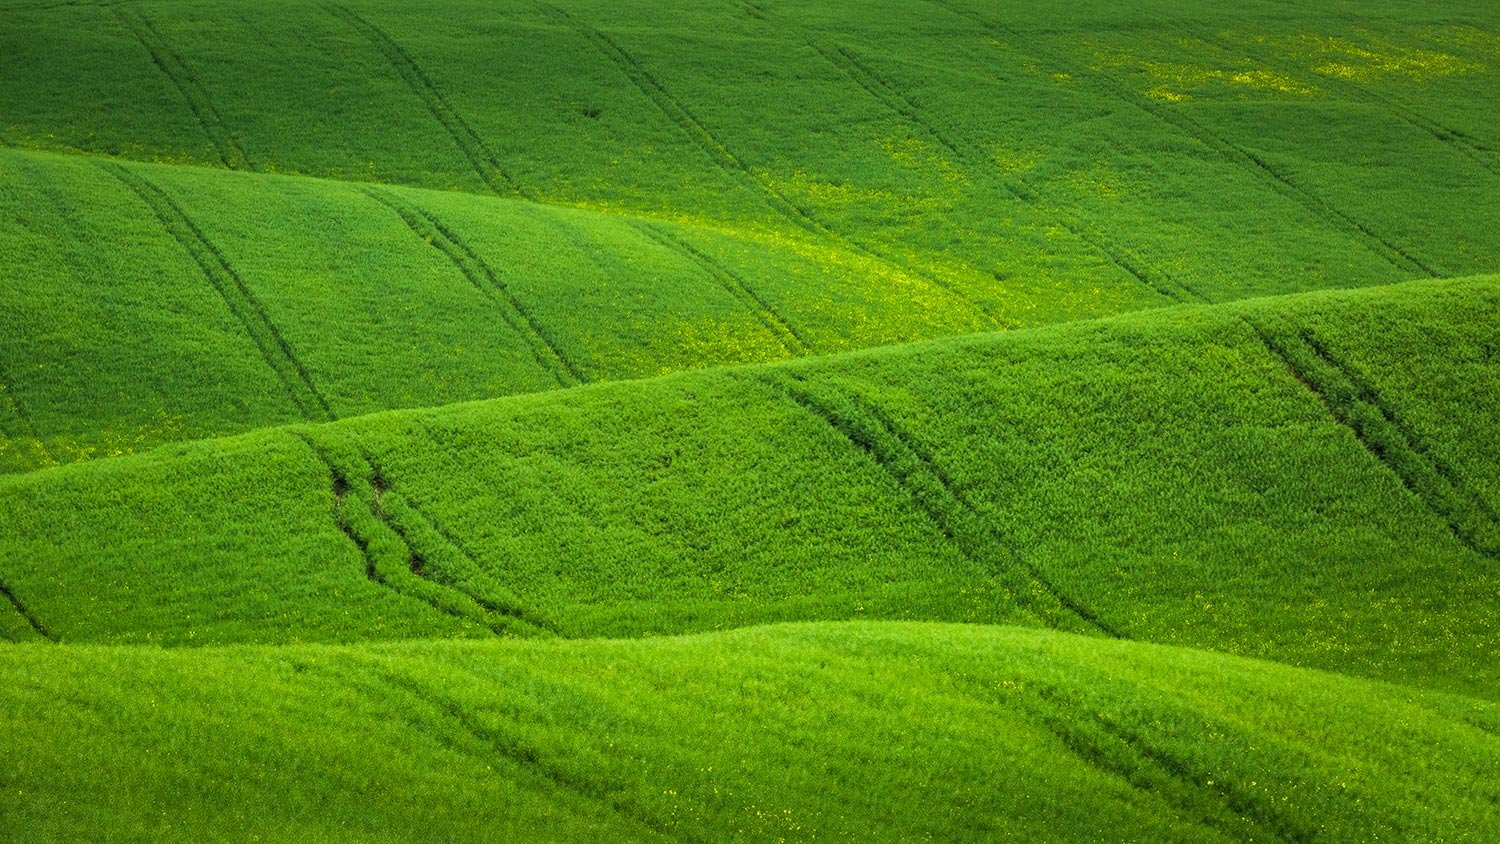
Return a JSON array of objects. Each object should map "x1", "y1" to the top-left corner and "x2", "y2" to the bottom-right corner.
[
  {"x1": 3, "y1": 277, "x2": 1495, "y2": 699},
  {"x1": 2, "y1": 0, "x2": 1498, "y2": 840},
  {"x1": 4, "y1": 623, "x2": 1496, "y2": 843},
  {"x1": 4, "y1": 0, "x2": 1499, "y2": 473}
]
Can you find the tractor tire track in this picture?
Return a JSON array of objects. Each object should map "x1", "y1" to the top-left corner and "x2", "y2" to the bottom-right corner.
[
  {"x1": 814, "y1": 40, "x2": 1205, "y2": 306},
  {"x1": 1251, "y1": 320, "x2": 1500, "y2": 560},
  {"x1": 532, "y1": 1, "x2": 819, "y2": 234},
  {"x1": 1198, "y1": 31, "x2": 1500, "y2": 179},
  {"x1": 296, "y1": 432, "x2": 551, "y2": 636},
  {"x1": 360, "y1": 187, "x2": 584, "y2": 387},
  {"x1": 114, "y1": 7, "x2": 251, "y2": 170},
  {"x1": 365, "y1": 454, "x2": 560, "y2": 636},
  {"x1": 104, "y1": 163, "x2": 334, "y2": 422},
  {"x1": 299, "y1": 433, "x2": 495, "y2": 632},
  {"x1": 325, "y1": 4, "x2": 532, "y2": 199},
  {"x1": 369, "y1": 668, "x2": 693, "y2": 842},
  {"x1": 1016, "y1": 685, "x2": 1310, "y2": 842},
  {"x1": 0, "y1": 576, "x2": 53, "y2": 642},
  {"x1": 533, "y1": 2, "x2": 999, "y2": 324},
  {"x1": 631, "y1": 221, "x2": 812, "y2": 355},
  {"x1": 928, "y1": 0, "x2": 1441, "y2": 279},
  {"x1": 769, "y1": 374, "x2": 1122, "y2": 637}
]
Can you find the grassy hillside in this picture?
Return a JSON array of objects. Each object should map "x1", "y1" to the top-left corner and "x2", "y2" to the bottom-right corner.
[
  {"x1": 3, "y1": 0, "x2": 1499, "y2": 474},
  {"x1": 3, "y1": 0, "x2": 1498, "y2": 839},
  {"x1": 3, "y1": 276, "x2": 1495, "y2": 699},
  {"x1": 0, "y1": 146, "x2": 995, "y2": 473},
  {"x1": 3, "y1": 0, "x2": 1493, "y2": 293},
  {"x1": 4, "y1": 623, "x2": 1497, "y2": 843}
]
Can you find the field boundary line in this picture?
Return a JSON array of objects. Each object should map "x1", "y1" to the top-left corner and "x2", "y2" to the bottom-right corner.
[
  {"x1": 113, "y1": 6, "x2": 251, "y2": 170},
  {"x1": 927, "y1": 0, "x2": 1440, "y2": 278},
  {"x1": 1199, "y1": 31, "x2": 1500, "y2": 179},
  {"x1": 1250, "y1": 320, "x2": 1499, "y2": 560},
  {"x1": 103, "y1": 163, "x2": 334, "y2": 422},
  {"x1": 0, "y1": 576, "x2": 54, "y2": 642},
  {"x1": 1014, "y1": 684, "x2": 1309, "y2": 843},
  {"x1": 769, "y1": 374, "x2": 1121, "y2": 636},
  {"x1": 360, "y1": 187, "x2": 584, "y2": 387},
  {"x1": 813, "y1": 39, "x2": 1205, "y2": 306},
  {"x1": 533, "y1": 2, "x2": 1000, "y2": 324},
  {"x1": 631, "y1": 221, "x2": 813, "y2": 355},
  {"x1": 325, "y1": 4, "x2": 532, "y2": 199}
]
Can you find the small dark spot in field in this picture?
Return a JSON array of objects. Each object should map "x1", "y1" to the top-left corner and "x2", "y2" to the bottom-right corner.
[{"x1": 581, "y1": 106, "x2": 602, "y2": 119}]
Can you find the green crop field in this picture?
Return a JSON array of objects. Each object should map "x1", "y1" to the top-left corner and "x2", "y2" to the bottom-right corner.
[{"x1": 1, "y1": 0, "x2": 1497, "y2": 840}]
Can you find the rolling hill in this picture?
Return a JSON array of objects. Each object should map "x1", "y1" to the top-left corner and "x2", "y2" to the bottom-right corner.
[
  {"x1": 2, "y1": 0, "x2": 1498, "y2": 840},
  {"x1": 5, "y1": 624, "x2": 1497, "y2": 843}
]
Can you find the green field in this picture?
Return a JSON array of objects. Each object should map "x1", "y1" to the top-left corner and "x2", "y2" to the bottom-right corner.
[{"x1": 2, "y1": 0, "x2": 1498, "y2": 840}]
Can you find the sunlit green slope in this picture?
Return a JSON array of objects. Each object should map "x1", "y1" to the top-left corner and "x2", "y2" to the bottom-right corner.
[
  {"x1": 3, "y1": 623, "x2": 1496, "y2": 843},
  {"x1": 2, "y1": 276, "x2": 1495, "y2": 698}
]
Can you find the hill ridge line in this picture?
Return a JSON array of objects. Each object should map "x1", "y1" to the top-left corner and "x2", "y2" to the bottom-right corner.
[
  {"x1": 0, "y1": 273, "x2": 1479, "y2": 487},
  {"x1": 20, "y1": 619, "x2": 1500, "y2": 711}
]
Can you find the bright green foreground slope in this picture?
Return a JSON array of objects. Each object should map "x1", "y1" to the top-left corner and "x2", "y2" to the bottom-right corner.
[
  {"x1": 4, "y1": 623, "x2": 1497, "y2": 843},
  {"x1": 3, "y1": 0, "x2": 1499, "y2": 472},
  {"x1": 2, "y1": 277, "x2": 1496, "y2": 698}
]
